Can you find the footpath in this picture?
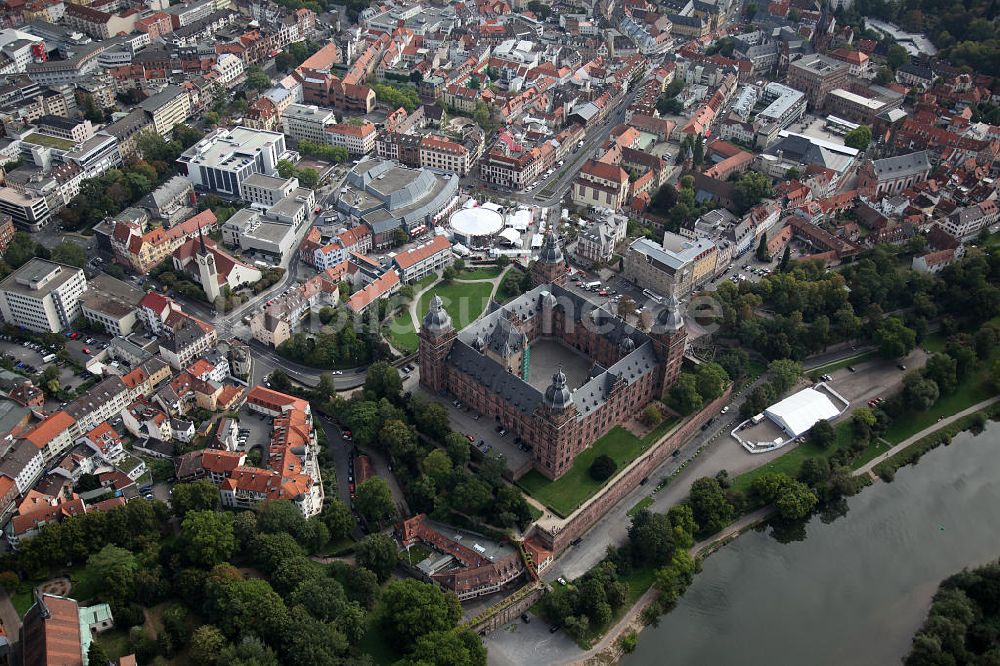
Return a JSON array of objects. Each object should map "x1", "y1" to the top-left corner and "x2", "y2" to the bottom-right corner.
[{"x1": 564, "y1": 398, "x2": 1000, "y2": 665}]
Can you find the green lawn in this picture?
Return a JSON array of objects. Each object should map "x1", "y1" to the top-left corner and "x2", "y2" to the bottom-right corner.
[
  {"x1": 384, "y1": 309, "x2": 420, "y2": 353},
  {"x1": 518, "y1": 419, "x2": 678, "y2": 517},
  {"x1": 23, "y1": 132, "x2": 76, "y2": 150},
  {"x1": 627, "y1": 496, "x2": 654, "y2": 517},
  {"x1": 882, "y1": 371, "x2": 994, "y2": 444},
  {"x1": 11, "y1": 585, "x2": 35, "y2": 616},
  {"x1": 732, "y1": 421, "x2": 856, "y2": 494},
  {"x1": 416, "y1": 281, "x2": 494, "y2": 333},
  {"x1": 461, "y1": 266, "x2": 502, "y2": 280},
  {"x1": 412, "y1": 273, "x2": 439, "y2": 290}
]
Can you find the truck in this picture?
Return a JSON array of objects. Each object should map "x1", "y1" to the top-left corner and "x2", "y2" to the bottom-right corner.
[
  {"x1": 41, "y1": 353, "x2": 57, "y2": 363},
  {"x1": 584, "y1": 280, "x2": 601, "y2": 290},
  {"x1": 751, "y1": 413, "x2": 766, "y2": 424}
]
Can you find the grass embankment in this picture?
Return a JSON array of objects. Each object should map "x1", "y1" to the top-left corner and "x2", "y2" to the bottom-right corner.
[
  {"x1": 519, "y1": 419, "x2": 678, "y2": 517},
  {"x1": 807, "y1": 350, "x2": 878, "y2": 379}
]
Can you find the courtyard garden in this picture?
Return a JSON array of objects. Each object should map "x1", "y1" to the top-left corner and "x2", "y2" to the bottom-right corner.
[{"x1": 518, "y1": 418, "x2": 679, "y2": 517}]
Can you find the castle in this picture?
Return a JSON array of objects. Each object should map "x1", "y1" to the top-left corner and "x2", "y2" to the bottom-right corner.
[{"x1": 419, "y1": 232, "x2": 687, "y2": 480}]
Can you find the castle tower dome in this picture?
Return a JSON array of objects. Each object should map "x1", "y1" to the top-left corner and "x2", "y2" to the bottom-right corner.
[
  {"x1": 422, "y1": 294, "x2": 453, "y2": 333},
  {"x1": 542, "y1": 366, "x2": 573, "y2": 410}
]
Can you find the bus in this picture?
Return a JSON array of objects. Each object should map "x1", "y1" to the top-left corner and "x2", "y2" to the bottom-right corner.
[{"x1": 643, "y1": 288, "x2": 663, "y2": 303}]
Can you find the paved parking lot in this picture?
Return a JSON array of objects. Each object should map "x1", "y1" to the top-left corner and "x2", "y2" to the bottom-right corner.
[
  {"x1": 414, "y1": 383, "x2": 533, "y2": 473},
  {"x1": 235, "y1": 405, "x2": 275, "y2": 452},
  {"x1": 824, "y1": 347, "x2": 928, "y2": 407}
]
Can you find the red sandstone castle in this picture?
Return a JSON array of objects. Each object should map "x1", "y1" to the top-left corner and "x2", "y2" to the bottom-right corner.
[{"x1": 419, "y1": 232, "x2": 686, "y2": 480}]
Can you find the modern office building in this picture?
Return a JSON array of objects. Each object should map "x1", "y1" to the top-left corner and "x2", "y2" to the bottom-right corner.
[
  {"x1": 0, "y1": 258, "x2": 86, "y2": 333},
  {"x1": 177, "y1": 126, "x2": 291, "y2": 196}
]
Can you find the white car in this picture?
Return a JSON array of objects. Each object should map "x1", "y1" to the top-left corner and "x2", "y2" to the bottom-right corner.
[{"x1": 721, "y1": 405, "x2": 730, "y2": 414}]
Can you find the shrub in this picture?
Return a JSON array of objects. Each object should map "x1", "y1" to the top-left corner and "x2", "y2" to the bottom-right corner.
[{"x1": 589, "y1": 454, "x2": 617, "y2": 481}]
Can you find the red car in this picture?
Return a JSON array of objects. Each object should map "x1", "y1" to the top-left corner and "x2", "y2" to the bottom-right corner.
[
  {"x1": 82, "y1": 347, "x2": 91, "y2": 355},
  {"x1": 464, "y1": 433, "x2": 475, "y2": 442}
]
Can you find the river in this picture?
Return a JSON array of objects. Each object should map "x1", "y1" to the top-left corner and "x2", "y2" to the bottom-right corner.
[{"x1": 624, "y1": 423, "x2": 1000, "y2": 666}]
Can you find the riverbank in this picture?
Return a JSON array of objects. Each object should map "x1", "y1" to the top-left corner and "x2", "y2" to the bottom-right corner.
[{"x1": 583, "y1": 398, "x2": 1000, "y2": 664}]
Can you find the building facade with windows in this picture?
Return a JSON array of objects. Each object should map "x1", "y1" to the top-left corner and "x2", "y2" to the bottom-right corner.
[{"x1": 0, "y1": 259, "x2": 86, "y2": 333}]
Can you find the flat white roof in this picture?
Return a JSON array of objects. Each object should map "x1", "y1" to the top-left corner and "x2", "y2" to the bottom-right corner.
[
  {"x1": 764, "y1": 387, "x2": 842, "y2": 437},
  {"x1": 450, "y1": 207, "x2": 504, "y2": 237}
]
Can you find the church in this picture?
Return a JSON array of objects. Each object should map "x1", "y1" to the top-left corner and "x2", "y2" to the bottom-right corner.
[
  {"x1": 419, "y1": 232, "x2": 687, "y2": 480},
  {"x1": 172, "y1": 229, "x2": 262, "y2": 303}
]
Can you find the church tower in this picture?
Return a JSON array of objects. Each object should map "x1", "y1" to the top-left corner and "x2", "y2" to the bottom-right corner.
[
  {"x1": 531, "y1": 230, "x2": 568, "y2": 288},
  {"x1": 418, "y1": 295, "x2": 456, "y2": 394},
  {"x1": 196, "y1": 227, "x2": 221, "y2": 303},
  {"x1": 650, "y1": 294, "x2": 687, "y2": 400}
]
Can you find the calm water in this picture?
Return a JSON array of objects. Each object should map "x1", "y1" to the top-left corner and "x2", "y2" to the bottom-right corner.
[{"x1": 625, "y1": 423, "x2": 1000, "y2": 666}]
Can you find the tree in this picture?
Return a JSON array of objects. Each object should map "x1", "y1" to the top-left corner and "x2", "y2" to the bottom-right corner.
[
  {"x1": 618, "y1": 296, "x2": 637, "y2": 319},
  {"x1": 256, "y1": 500, "x2": 308, "y2": 541},
  {"x1": 695, "y1": 362, "x2": 729, "y2": 401},
  {"x1": 4, "y1": 232, "x2": 42, "y2": 268},
  {"x1": 87, "y1": 544, "x2": 138, "y2": 604},
  {"x1": 421, "y1": 449, "x2": 453, "y2": 487},
  {"x1": 526, "y1": 0, "x2": 552, "y2": 18},
  {"x1": 903, "y1": 374, "x2": 940, "y2": 410},
  {"x1": 404, "y1": 630, "x2": 487, "y2": 666},
  {"x1": 88, "y1": 641, "x2": 110, "y2": 666},
  {"x1": 589, "y1": 454, "x2": 618, "y2": 481},
  {"x1": 641, "y1": 404, "x2": 663, "y2": 427},
  {"x1": 844, "y1": 125, "x2": 872, "y2": 151},
  {"x1": 380, "y1": 419, "x2": 418, "y2": 461},
  {"x1": 774, "y1": 480, "x2": 817, "y2": 520},
  {"x1": 172, "y1": 480, "x2": 221, "y2": 517},
  {"x1": 734, "y1": 171, "x2": 773, "y2": 214},
  {"x1": 356, "y1": 533, "x2": 399, "y2": 582},
  {"x1": 376, "y1": 579, "x2": 462, "y2": 651},
  {"x1": 0, "y1": 571, "x2": 19, "y2": 593},
  {"x1": 354, "y1": 478, "x2": 395, "y2": 527},
  {"x1": 924, "y1": 354, "x2": 958, "y2": 394},
  {"x1": 50, "y1": 241, "x2": 87, "y2": 268},
  {"x1": 875, "y1": 316, "x2": 917, "y2": 358},
  {"x1": 627, "y1": 509, "x2": 676, "y2": 566},
  {"x1": 780, "y1": 246, "x2": 791, "y2": 272},
  {"x1": 296, "y1": 167, "x2": 320, "y2": 189},
  {"x1": 807, "y1": 419, "x2": 836, "y2": 449},
  {"x1": 785, "y1": 167, "x2": 800, "y2": 180},
  {"x1": 180, "y1": 510, "x2": 236, "y2": 568},
  {"x1": 276, "y1": 160, "x2": 296, "y2": 179},
  {"x1": 667, "y1": 372, "x2": 703, "y2": 415},
  {"x1": 217, "y1": 636, "x2": 280, "y2": 666},
  {"x1": 472, "y1": 101, "x2": 495, "y2": 134},
  {"x1": 414, "y1": 401, "x2": 450, "y2": 440},
  {"x1": 365, "y1": 361, "x2": 403, "y2": 401},
  {"x1": 321, "y1": 498, "x2": 355, "y2": 541},
  {"x1": 767, "y1": 359, "x2": 802, "y2": 395},
  {"x1": 245, "y1": 66, "x2": 271, "y2": 90},
  {"x1": 887, "y1": 43, "x2": 910, "y2": 70},
  {"x1": 688, "y1": 477, "x2": 734, "y2": 534},
  {"x1": 189, "y1": 625, "x2": 226, "y2": 665},
  {"x1": 756, "y1": 235, "x2": 770, "y2": 262}
]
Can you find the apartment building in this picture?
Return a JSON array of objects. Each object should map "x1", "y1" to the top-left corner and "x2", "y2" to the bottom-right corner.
[
  {"x1": 239, "y1": 173, "x2": 298, "y2": 208},
  {"x1": 138, "y1": 84, "x2": 192, "y2": 138},
  {"x1": 0, "y1": 186, "x2": 50, "y2": 231},
  {"x1": 64, "y1": 375, "x2": 130, "y2": 437},
  {"x1": 326, "y1": 121, "x2": 377, "y2": 156},
  {"x1": 0, "y1": 259, "x2": 86, "y2": 333},
  {"x1": 391, "y1": 235, "x2": 454, "y2": 283},
  {"x1": 20, "y1": 410, "x2": 75, "y2": 463},
  {"x1": 280, "y1": 103, "x2": 337, "y2": 143},
  {"x1": 419, "y1": 136, "x2": 470, "y2": 176},
  {"x1": 572, "y1": 159, "x2": 630, "y2": 211},
  {"x1": 624, "y1": 234, "x2": 717, "y2": 297},
  {"x1": 79, "y1": 273, "x2": 143, "y2": 336}
]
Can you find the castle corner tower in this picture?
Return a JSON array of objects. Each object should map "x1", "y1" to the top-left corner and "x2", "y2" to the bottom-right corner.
[
  {"x1": 418, "y1": 294, "x2": 456, "y2": 393},
  {"x1": 531, "y1": 230, "x2": 568, "y2": 288},
  {"x1": 650, "y1": 294, "x2": 687, "y2": 400}
]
